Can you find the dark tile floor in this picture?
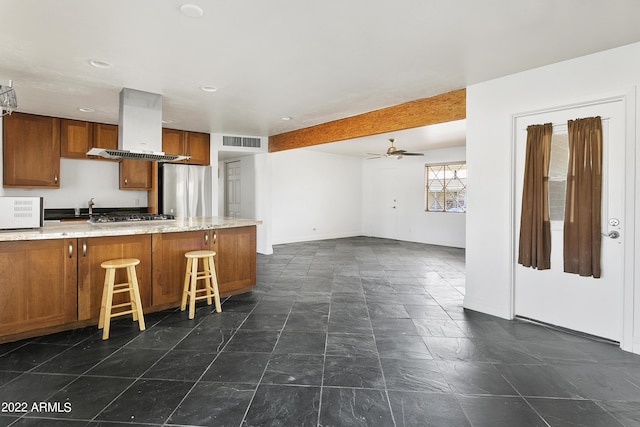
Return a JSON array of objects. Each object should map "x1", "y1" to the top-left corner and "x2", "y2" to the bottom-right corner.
[{"x1": 1, "y1": 236, "x2": 640, "y2": 426}]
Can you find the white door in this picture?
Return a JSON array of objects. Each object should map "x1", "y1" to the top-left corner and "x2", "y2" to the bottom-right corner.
[
  {"x1": 225, "y1": 161, "x2": 242, "y2": 218},
  {"x1": 514, "y1": 100, "x2": 625, "y2": 341},
  {"x1": 368, "y1": 167, "x2": 398, "y2": 239}
]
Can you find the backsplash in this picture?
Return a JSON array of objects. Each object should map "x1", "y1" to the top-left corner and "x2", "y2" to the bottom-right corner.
[{"x1": 1, "y1": 158, "x2": 148, "y2": 209}]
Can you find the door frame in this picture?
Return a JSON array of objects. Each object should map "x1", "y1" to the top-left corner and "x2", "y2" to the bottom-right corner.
[{"x1": 508, "y1": 90, "x2": 637, "y2": 353}]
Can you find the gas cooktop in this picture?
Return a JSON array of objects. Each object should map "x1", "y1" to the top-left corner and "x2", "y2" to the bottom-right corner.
[{"x1": 89, "y1": 213, "x2": 176, "y2": 223}]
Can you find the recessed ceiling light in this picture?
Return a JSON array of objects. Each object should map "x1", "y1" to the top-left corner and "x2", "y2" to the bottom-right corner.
[
  {"x1": 180, "y1": 4, "x2": 204, "y2": 18},
  {"x1": 88, "y1": 59, "x2": 113, "y2": 69},
  {"x1": 162, "y1": 119, "x2": 173, "y2": 124},
  {"x1": 200, "y1": 86, "x2": 217, "y2": 93},
  {"x1": 281, "y1": 116, "x2": 292, "y2": 121},
  {"x1": 78, "y1": 107, "x2": 95, "y2": 113}
]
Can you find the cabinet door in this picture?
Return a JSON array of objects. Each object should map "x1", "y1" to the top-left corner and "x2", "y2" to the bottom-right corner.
[
  {"x1": 120, "y1": 160, "x2": 152, "y2": 190},
  {"x1": 212, "y1": 226, "x2": 256, "y2": 296},
  {"x1": 77, "y1": 235, "x2": 152, "y2": 321},
  {"x1": 60, "y1": 119, "x2": 93, "y2": 159},
  {"x1": 162, "y1": 128, "x2": 185, "y2": 161},
  {"x1": 0, "y1": 239, "x2": 77, "y2": 336},
  {"x1": 3, "y1": 112, "x2": 60, "y2": 188},
  {"x1": 185, "y1": 132, "x2": 210, "y2": 165},
  {"x1": 151, "y1": 231, "x2": 209, "y2": 307},
  {"x1": 91, "y1": 123, "x2": 119, "y2": 161}
]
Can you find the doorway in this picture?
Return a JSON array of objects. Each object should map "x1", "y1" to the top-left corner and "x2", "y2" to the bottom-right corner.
[{"x1": 513, "y1": 99, "x2": 626, "y2": 342}]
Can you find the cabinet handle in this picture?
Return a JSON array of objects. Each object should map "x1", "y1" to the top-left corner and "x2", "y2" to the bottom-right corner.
[
  {"x1": 68, "y1": 241, "x2": 73, "y2": 258},
  {"x1": 54, "y1": 175, "x2": 58, "y2": 184},
  {"x1": 82, "y1": 241, "x2": 87, "y2": 257},
  {"x1": 213, "y1": 231, "x2": 217, "y2": 244},
  {"x1": 124, "y1": 178, "x2": 128, "y2": 185},
  {"x1": 205, "y1": 233, "x2": 209, "y2": 245}
]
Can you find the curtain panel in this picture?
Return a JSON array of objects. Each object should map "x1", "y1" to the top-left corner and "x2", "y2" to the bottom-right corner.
[
  {"x1": 564, "y1": 116, "x2": 603, "y2": 278},
  {"x1": 518, "y1": 123, "x2": 552, "y2": 270}
]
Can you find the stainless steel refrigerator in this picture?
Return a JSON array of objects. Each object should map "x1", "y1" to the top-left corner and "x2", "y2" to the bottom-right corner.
[{"x1": 159, "y1": 164, "x2": 212, "y2": 217}]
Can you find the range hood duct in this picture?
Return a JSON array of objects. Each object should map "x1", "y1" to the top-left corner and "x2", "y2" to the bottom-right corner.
[{"x1": 87, "y1": 88, "x2": 189, "y2": 162}]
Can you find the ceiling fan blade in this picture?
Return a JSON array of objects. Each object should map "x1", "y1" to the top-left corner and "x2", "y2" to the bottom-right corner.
[{"x1": 401, "y1": 152, "x2": 424, "y2": 156}]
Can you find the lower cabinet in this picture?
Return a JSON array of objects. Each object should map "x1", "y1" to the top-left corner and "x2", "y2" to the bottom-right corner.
[
  {"x1": 213, "y1": 226, "x2": 257, "y2": 296},
  {"x1": 0, "y1": 226, "x2": 257, "y2": 341},
  {"x1": 151, "y1": 230, "x2": 209, "y2": 306},
  {"x1": 151, "y1": 226, "x2": 257, "y2": 304},
  {"x1": 77, "y1": 235, "x2": 152, "y2": 321},
  {"x1": 0, "y1": 239, "x2": 77, "y2": 336}
]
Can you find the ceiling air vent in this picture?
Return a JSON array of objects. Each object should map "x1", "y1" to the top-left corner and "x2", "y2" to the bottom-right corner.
[
  {"x1": 223, "y1": 136, "x2": 242, "y2": 147},
  {"x1": 242, "y1": 137, "x2": 261, "y2": 148},
  {"x1": 222, "y1": 135, "x2": 262, "y2": 148}
]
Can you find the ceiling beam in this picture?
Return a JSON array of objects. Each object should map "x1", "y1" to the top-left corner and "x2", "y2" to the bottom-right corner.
[{"x1": 268, "y1": 88, "x2": 465, "y2": 153}]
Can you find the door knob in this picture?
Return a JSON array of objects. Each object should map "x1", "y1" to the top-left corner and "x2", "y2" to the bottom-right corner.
[{"x1": 602, "y1": 231, "x2": 620, "y2": 239}]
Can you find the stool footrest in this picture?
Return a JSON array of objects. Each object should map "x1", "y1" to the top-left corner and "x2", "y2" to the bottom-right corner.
[
  {"x1": 109, "y1": 309, "x2": 135, "y2": 318},
  {"x1": 111, "y1": 302, "x2": 134, "y2": 310}
]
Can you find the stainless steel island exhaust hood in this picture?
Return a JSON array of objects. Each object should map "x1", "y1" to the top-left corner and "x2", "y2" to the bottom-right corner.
[{"x1": 87, "y1": 88, "x2": 189, "y2": 162}]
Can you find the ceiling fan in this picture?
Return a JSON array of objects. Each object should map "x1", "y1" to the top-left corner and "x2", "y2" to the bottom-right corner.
[{"x1": 367, "y1": 138, "x2": 425, "y2": 159}]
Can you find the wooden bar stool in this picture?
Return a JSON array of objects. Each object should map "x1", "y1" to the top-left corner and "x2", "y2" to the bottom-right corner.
[
  {"x1": 181, "y1": 250, "x2": 222, "y2": 319},
  {"x1": 98, "y1": 258, "x2": 146, "y2": 340}
]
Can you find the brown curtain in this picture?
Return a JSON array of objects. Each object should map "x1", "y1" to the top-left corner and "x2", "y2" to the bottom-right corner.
[
  {"x1": 564, "y1": 116, "x2": 603, "y2": 278},
  {"x1": 518, "y1": 123, "x2": 552, "y2": 269}
]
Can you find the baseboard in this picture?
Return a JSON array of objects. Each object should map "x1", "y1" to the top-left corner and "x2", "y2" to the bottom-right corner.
[
  {"x1": 272, "y1": 231, "x2": 361, "y2": 245},
  {"x1": 463, "y1": 295, "x2": 512, "y2": 320}
]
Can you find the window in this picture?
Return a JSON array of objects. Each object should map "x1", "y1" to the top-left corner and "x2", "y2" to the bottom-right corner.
[
  {"x1": 425, "y1": 162, "x2": 467, "y2": 212},
  {"x1": 548, "y1": 133, "x2": 569, "y2": 221}
]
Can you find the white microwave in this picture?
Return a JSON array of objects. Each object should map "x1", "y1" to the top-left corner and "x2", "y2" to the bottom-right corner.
[{"x1": 0, "y1": 196, "x2": 44, "y2": 229}]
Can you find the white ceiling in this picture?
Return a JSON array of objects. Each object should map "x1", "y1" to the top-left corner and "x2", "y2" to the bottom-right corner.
[{"x1": 2, "y1": 1, "x2": 640, "y2": 155}]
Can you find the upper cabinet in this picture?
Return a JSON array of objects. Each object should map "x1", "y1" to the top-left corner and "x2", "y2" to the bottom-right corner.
[
  {"x1": 3, "y1": 112, "x2": 61, "y2": 188},
  {"x1": 120, "y1": 160, "x2": 153, "y2": 190},
  {"x1": 60, "y1": 119, "x2": 92, "y2": 158},
  {"x1": 60, "y1": 120, "x2": 118, "y2": 160},
  {"x1": 162, "y1": 128, "x2": 210, "y2": 165},
  {"x1": 93, "y1": 123, "x2": 118, "y2": 151}
]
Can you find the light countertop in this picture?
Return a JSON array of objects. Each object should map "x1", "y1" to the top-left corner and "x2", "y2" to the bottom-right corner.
[{"x1": 0, "y1": 217, "x2": 262, "y2": 242}]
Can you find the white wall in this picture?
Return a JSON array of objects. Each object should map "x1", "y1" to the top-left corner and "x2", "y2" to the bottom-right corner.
[
  {"x1": 362, "y1": 146, "x2": 466, "y2": 248},
  {"x1": 271, "y1": 149, "x2": 363, "y2": 244},
  {"x1": 466, "y1": 42, "x2": 640, "y2": 353},
  {"x1": 269, "y1": 146, "x2": 466, "y2": 248}
]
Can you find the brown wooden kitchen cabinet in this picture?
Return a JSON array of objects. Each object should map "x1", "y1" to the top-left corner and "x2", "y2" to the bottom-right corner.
[
  {"x1": 151, "y1": 230, "x2": 210, "y2": 307},
  {"x1": 77, "y1": 235, "x2": 152, "y2": 321},
  {"x1": 60, "y1": 120, "x2": 118, "y2": 160},
  {"x1": 211, "y1": 226, "x2": 257, "y2": 296},
  {"x1": 60, "y1": 119, "x2": 93, "y2": 158},
  {"x1": 0, "y1": 239, "x2": 77, "y2": 336},
  {"x1": 119, "y1": 159, "x2": 153, "y2": 190},
  {"x1": 3, "y1": 112, "x2": 61, "y2": 188},
  {"x1": 162, "y1": 128, "x2": 210, "y2": 165}
]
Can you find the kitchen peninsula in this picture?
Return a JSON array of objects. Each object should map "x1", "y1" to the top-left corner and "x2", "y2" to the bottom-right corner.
[{"x1": 0, "y1": 217, "x2": 260, "y2": 343}]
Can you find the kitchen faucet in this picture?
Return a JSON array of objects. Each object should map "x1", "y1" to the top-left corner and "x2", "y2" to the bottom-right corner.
[{"x1": 88, "y1": 198, "x2": 95, "y2": 216}]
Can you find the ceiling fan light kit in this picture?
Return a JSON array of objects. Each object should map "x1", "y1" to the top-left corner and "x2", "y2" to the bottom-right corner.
[{"x1": 367, "y1": 138, "x2": 424, "y2": 159}]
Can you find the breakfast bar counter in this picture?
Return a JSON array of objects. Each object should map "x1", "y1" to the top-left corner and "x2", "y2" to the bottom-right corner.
[
  {"x1": 0, "y1": 216, "x2": 261, "y2": 241},
  {"x1": 0, "y1": 217, "x2": 260, "y2": 342}
]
